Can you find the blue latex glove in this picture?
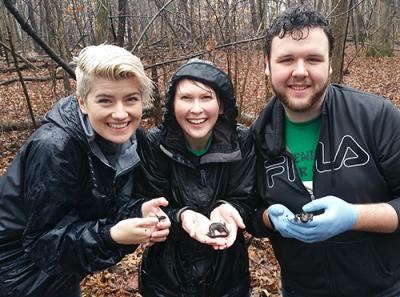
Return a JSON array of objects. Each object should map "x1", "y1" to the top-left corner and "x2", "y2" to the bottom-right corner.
[
  {"x1": 267, "y1": 204, "x2": 296, "y2": 239},
  {"x1": 284, "y1": 196, "x2": 357, "y2": 243}
]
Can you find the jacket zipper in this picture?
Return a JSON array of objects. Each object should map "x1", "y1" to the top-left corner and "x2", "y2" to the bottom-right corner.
[{"x1": 285, "y1": 150, "x2": 314, "y2": 201}]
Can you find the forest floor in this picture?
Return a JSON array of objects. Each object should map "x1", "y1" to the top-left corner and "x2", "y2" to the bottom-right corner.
[{"x1": 0, "y1": 44, "x2": 399, "y2": 296}]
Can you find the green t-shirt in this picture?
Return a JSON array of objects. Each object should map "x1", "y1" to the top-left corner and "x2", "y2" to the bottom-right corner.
[
  {"x1": 285, "y1": 115, "x2": 321, "y2": 181},
  {"x1": 186, "y1": 137, "x2": 212, "y2": 157}
]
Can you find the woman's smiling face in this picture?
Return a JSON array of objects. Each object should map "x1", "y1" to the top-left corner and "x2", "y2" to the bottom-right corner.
[
  {"x1": 173, "y1": 79, "x2": 220, "y2": 150},
  {"x1": 78, "y1": 76, "x2": 143, "y2": 144}
]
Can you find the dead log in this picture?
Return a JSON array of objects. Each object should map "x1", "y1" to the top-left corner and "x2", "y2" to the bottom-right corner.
[
  {"x1": 0, "y1": 76, "x2": 64, "y2": 86},
  {"x1": 0, "y1": 121, "x2": 37, "y2": 132},
  {"x1": 0, "y1": 40, "x2": 41, "y2": 71},
  {"x1": 0, "y1": 63, "x2": 49, "y2": 73}
]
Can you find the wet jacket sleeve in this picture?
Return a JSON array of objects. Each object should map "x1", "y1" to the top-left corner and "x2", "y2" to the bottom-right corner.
[
  {"x1": 136, "y1": 131, "x2": 185, "y2": 232},
  {"x1": 22, "y1": 136, "x2": 136, "y2": 276},
  {"x1": 246, "y1": 193, "x2": 274, "y2": 238},
  {"x1": 245, "y1": 125, "x2": 276, "y2": 238},
  {"x1": 375, "y1": 100, "x2": 400, "y2": 232}
]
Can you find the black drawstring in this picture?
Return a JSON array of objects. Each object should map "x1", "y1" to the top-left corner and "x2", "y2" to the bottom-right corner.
[
  {"x1": 200, "y1": 169, "x2": 207, "y2": 186},
  {"x1": 326, "y1": 101, "x2": 336, "y2": 188}
]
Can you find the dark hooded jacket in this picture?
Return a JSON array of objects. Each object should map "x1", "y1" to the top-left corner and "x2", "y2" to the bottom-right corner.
[
  {"x1": 137, "y1": 60, "x2": 256, "y2": 297},
  {"x1": 249, "y1": 84, "x2": 400, "y2": 297},
  {"x1": 0, "y1": 96, "x2": 143, "y2": 297}
]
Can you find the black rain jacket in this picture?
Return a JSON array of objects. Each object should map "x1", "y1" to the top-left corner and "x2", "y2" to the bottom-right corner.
[
  {"x1": 250, "y1": 84, "x2": 400, "y2": 297},
  {"x1": 137, "y1": 60, "x2": 256, "y2": 297},
  {"x1": 0, "y1": 96, "x2": 143, "y2": 297}
]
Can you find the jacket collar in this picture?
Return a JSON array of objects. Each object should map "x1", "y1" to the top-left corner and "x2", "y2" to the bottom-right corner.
[
  {"x1": 79, "y1": 109, "x2": 140, "y2": 175},
  {"x1": 251, "y1": 96, "x2": 286, "y2": 158},
  {"x1": 252, "y1": 85, "x2": 333, "y2": 159}
]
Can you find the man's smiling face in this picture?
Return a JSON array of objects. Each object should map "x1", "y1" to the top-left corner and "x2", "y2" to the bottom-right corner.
[{"x1": 267, "y1": 27, "x2": 332, "y2": 122}]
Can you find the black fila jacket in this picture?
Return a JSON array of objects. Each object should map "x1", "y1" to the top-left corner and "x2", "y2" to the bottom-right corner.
[{"x1": 250, "y1": 84, "x2": 400, "y2": 297}]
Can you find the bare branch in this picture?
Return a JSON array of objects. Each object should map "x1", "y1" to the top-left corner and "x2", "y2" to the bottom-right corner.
[
  {"x1": 3, "y1": 0, "x2": 76, "y2": 79},
  {"x1": 0, "y1": 76, "x2": 64, "y2": 86},
  {"x1": 144, "y1": 35, "x2": 265, "y2": 69},
  {"x1": 131, "y1": 0, "x2": 175, "y2": 53}
]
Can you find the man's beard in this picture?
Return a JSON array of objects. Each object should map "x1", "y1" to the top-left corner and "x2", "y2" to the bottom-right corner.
[{"x1": 271, "y1": 79, "x2": 329, "y2": 113}]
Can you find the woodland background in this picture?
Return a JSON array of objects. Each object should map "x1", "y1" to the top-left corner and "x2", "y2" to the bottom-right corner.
[{"x1": 0, "y1": 0, "x2": 399, "y2": 296}]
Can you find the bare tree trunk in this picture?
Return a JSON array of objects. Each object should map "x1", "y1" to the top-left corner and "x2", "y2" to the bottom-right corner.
[
  {"x1": 69, "y1": 0, "x2": 86, "y2": 47},
  {"x1": 126, "y1": 0, "x2": 133, "y2": 46},
  {"x1": 43, "y1": 0, "x2": 55, "y2": 44},
  {"x1": 53, "y1": 0, "x2": 72, "y2": 94},
  {"x1": 150, "y1": 56, "x2": 163, "y2": 125},
  {"x1": 117, "y1": 0, "x2": 127, "y2": 46},
  {"x1": 178, "y1": 0, "x2": 190, "y2": 40},
  {"x1": 189, "y1": 0, "x2": 195, "y2": 41},
  {"x1": 86, "y1": 0, "x2": 98, "y2": 45},
  {"x1": 249, "y1": 0, "x2": 258, "y2": 33},
  {"x1": 96, "y1": 0, "x2": 109, "y2": 44},
  {"x1": 27, "y1": 0, "x2": 41, "y2": 52},
  {"x1": 6, "y1": 11, "x2": 37, "y2": 129},
  {"x1": 39, "y1": 0, "x2": 48, "y2": 42},
  {"x1": 368, "y1": 0, "x2": 395, "y2": 56},
  {"x1": 257, "y1": 0, "x2": 266, "y2": 34},
  {"x1": 0, "y1": 7, "x2": 11, "y2": 66},
  {"x1": 329, "y1": 0, "x2": 350, "y2": 83},
  {"x1": 223, "y1": 0, "x2": 230, "y2": 43}
]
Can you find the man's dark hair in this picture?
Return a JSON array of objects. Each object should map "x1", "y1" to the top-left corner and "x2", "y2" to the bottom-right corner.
[{"x1": 265, "y1": 6, "x2": 335, "y2": 60}]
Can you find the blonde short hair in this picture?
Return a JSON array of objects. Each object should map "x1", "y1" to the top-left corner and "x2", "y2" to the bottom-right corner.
[{"x1": 74, "y1": 44, "x2": 153, "y2": 106}]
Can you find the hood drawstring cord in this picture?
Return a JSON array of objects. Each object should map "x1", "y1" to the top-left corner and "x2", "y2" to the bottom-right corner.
[{"x1": 326, "y1": 99, "x2": 336, "y2": 188}]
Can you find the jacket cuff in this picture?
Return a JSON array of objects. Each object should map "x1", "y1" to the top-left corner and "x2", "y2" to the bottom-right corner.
[
  {"x1": 101, "y1": 224, "x2": 121, "y2": 247},
  {"x1": 248, "y1": 208, "x2": 275, "y2": 237},
  {"x1": 101, "y1": 224, "x2": 137, "y2": 251},
  {"x1": 387, "y1": 198, "x2": 400, "y2": 233},
  {"x1": 130, "y1": 203, "x2": 142, "y2": 219},
  {"x1": 209, "y1": 200, "x2": 231, "y2": 213},
  {"x1": 176, "y1": 206, "x2": 196, "y2": 224},
  {"x1": 209, "y1": 200, "x2": 248, "y2": 223}
]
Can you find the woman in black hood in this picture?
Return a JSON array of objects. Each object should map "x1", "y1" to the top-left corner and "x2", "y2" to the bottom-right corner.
[{"x1": 137, "y1": 59, "x2": 256, "y2": 297}]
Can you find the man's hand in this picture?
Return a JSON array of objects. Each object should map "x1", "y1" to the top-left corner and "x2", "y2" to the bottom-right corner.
[
  {"x1": 210, "y1": 203, "x2": 245, "y2": 250},
  {"x1": 181, "y1": 209, "x2": 227, "y2": 247},
  {"x1": 141, "y1": 197, "x2": 171, "y2": 246},
  {"x1": 284, "y1": 196, "x2": 357, "y2": 243}
]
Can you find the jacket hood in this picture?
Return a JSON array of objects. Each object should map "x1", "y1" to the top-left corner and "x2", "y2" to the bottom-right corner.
[
  {"x1": 42, "y1": 95, "x2": 88, "y2": 146},
  {"x1": 43, "y1": 96, "x2": 141, "y2": 174},
  {"x1": 164, "y1": 59, "x2": 238, "y2": 127}
]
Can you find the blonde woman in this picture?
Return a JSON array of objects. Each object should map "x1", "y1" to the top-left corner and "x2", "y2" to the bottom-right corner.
[{"x1": 0, "y1": 44, "x2": 170, "y2": 297}]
